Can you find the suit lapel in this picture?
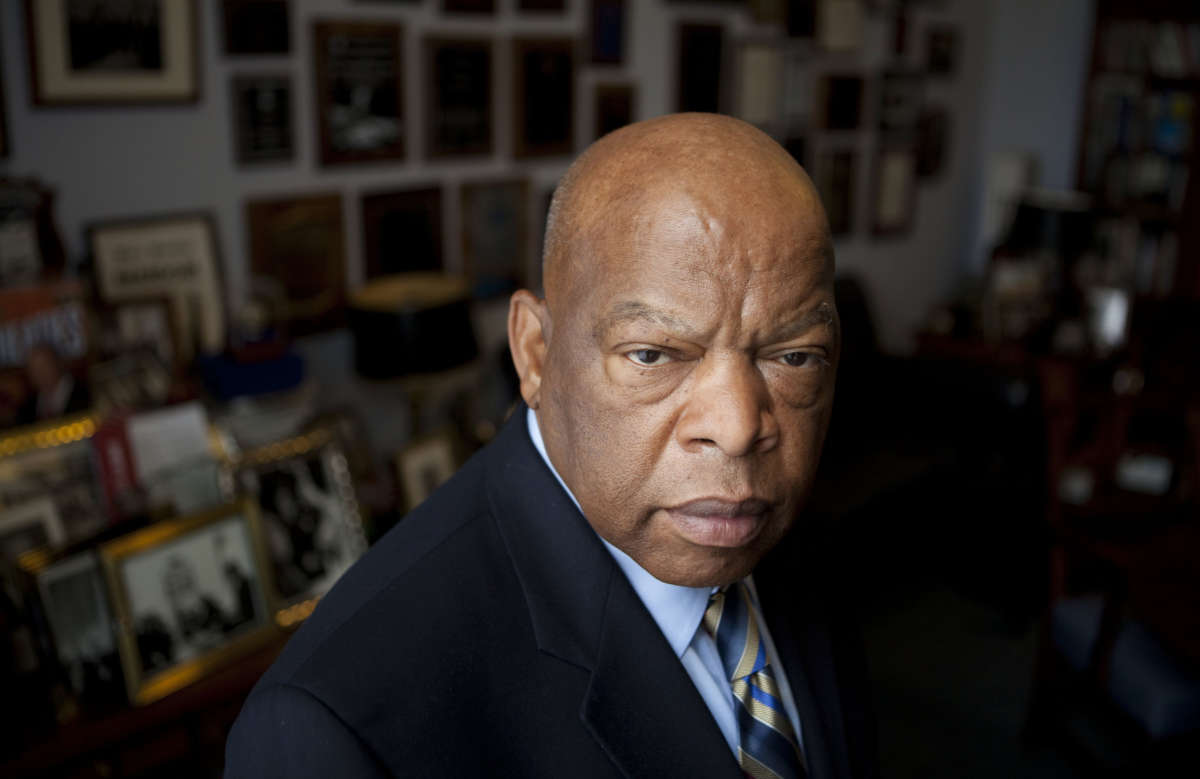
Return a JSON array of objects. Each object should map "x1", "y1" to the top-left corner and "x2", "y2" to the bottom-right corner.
[{"x1": 486, "y1": 409, "x2": 741, "y2": 778}]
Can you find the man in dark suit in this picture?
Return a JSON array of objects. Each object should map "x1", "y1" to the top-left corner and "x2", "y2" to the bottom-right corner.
[{"x1": 226, "y1": 113, "x2": 877, "y2": 778}]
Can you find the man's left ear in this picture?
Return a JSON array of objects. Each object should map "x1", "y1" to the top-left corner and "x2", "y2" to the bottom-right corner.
[{"x1": 507, "y1": 290, "x2": 549, "y2": 410}]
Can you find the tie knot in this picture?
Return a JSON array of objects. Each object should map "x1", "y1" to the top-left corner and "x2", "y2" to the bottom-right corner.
[{"x1": 702, "y1": 582, "x2": 767, "y2": 682}]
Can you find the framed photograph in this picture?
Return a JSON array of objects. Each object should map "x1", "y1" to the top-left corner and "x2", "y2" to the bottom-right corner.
[
  {"x1": 237, "y1": 432, "x2": 366, "y2": 618},
  {"x1": 312, "y1": 21, "x2": 405, "y2": 166},
  {"x1": 819, "y1": 74, "x2": 863, "y2": 130},
  {"x1": 34, "y1": 551, "x2": 124, "y2": 702},
  {"x1": 0, "y1": 280, "x2": 89, "y2": 374},
  {"x1": 878, "y1": 70, "x2": 923, "y2": 134},
  {"x1": 245, "y1": 193, "x2": 346, "y2": 335},
  {"x1": 395, "y1": 431, "x2": 457, "y2": 512},
  {"x1": 442, "y1": 0, "x2": 494, "y2": 13},
  {"x1": 221, "y1": 0, "x2": 290, "y2": 55},
  {"x1": 817, "y1": 0, "x2": 864, "y2": 52},
  {"x1": 100, "y1": 501, "x2": 274, "y2": 706},
  {"x1": 361, "y1": 187, "x2": 443, "y2": 279},
  {"x1": 0, "y1": 178, "x2": 69, "y2": 289},
  {"x1": 872, "y1": 145, "x2": 917, "y2": 236},
  {"x1": 0, "y1": 418, "x2": 109, "y2": 545},
  {"x1": 0, "y1": 497, "x2": 65, "y2": 566},
  {"x1": 815, "y1": 149, "x2": 856, "y2": 236},
  {"x1": 89, "y1": 350, "x2": 174, "y2": 415},
  {"x1": 513, "y1": 38, "x2": 575, "y2": 159},
  {"x1": 461, "y1": 178, "x2": 530, "y2": 298},
  {"x1": 925, "y1": 24, "x2": 959, "y2": 76},
  {"x1": 595, "y1": 83, "x2": 634, "y2": 140},
  {"x1": 89, "y1": 213, "x2": 226, "y2": 359},
  {"x1": 590, "y1": 0, "x2": 625, "y2": 65},
  {"x1": 424, "y1": 37, "x2": 492, "y2": 159},
  {"x1": 519, "y1": 0, "x2": 565, "y2": 10},
  {"x1": 735, "y1": 40, "x2": 784, "y2": 128},
  {"x1": 915, "y1": 106, "x2": 950, "y2": 179},
  {"x1": 677, "y1": 23, "x2": 725, "y2": 114},
  {"x1": 782, "y1": 47, "x2": 813, "y2": 126},
  {"x1": 231, "y1": 75, "x2": 294, "y2": 165},
  {"x1": 25, "y1": 0, "x2": 199, "y2": 105}
]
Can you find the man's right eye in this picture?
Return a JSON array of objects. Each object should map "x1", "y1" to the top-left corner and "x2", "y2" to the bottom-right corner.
[{"x1": 627, "y1": 349, "x2": 671, "y2": 367}]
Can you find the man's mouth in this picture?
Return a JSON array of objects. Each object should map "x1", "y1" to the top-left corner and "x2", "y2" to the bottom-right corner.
[{"x1": 664, "y1": 497, "x2": 772, "y2": 548}]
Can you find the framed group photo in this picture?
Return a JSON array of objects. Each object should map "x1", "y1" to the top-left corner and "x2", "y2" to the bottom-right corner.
[
  {"x1": 100, "y1": 501, "x2": 274, "y2": 705},
  {"x1": 237, "y1": 433, "x2": 367, "y2": 617},
  {"x1": 25, "y1": 0, "x2": 200, "y2": 105}
]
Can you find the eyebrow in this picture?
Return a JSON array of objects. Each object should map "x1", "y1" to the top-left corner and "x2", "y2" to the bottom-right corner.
[{"x1": 594, "y1": 300, "x2": 836, "y2": 342}]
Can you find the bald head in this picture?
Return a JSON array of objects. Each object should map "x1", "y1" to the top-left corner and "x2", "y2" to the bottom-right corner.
[{"x1": 542, "y1": 113, "x2": 832, "y2": 304}]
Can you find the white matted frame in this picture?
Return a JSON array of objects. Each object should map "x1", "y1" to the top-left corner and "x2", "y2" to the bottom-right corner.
[{"x1": 25, "y1": 0, "x2": 200, "y2": 106}]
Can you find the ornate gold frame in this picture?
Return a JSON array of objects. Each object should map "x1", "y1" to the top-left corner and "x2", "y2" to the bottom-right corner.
[{"x1": 99, "y1": 500, "x2": 277, "y2": 706}]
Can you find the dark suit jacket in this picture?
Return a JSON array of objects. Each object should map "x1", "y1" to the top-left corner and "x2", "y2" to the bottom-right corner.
[{"x1": 225, "y1": 409, "x2": 878, "y2": 778}]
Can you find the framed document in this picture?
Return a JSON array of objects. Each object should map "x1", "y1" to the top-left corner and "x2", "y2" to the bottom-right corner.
[
  {"x1": 677, "y1": 23, "x2": 725, "y2": 114},
  {"x1": 461, "y1": 178, "x2": 530, "y2": 298},
  {"x1": 221, "y1": 0, "x2": 290, "y2": 55},
  {"x1": 25, "y1": 0, "x2": 199, "y2": 105},
  {"x1": 595, "y1": 83, "x2": 634, "y2": 140},
  {"x1": 589, "y1": 0, "x2": 625, "y2": 65},
  {"x1": 425, "y1": 37, "x2": 493, "y2": 159},
  {"x1": 245, "y1": 193, "x2": 346, "y2": 335},
  {"x1": 361, "y1": 186, "x2": 443, "y2": 279},
  {"x1": 100, "y1": 501, "x2": 275, "y2": 705},
  {"x1": 513, "y1": 38, "x2": 575, "y2": 159},
  {"x1": 312, "y1": 21, "x2": 405, "y2": 166},
  {"x1": 231, "y1": 75, "x2": 294, "y2": 165},
  {"x1": 89, "y1": 213, "x2": 226, "y2": 357},
  {"x1": 815, "y1": 149, "x2": 856, "y2": 236},
  {"x1": 872, "y1": 146, "x2": 917, "y2": 236}
]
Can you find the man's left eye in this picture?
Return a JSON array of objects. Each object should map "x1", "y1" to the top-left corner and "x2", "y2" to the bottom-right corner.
[
  {"x1": 780, "y1": 352, "x2": 818, "y2": 367},
  {"x1": 628, "y1": 349, "x2": 671, "y2": 367}
]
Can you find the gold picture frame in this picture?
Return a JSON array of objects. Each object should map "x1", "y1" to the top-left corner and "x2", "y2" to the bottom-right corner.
[{"x1": 100, "y1": 501, "x2": 275, "y2": 706}]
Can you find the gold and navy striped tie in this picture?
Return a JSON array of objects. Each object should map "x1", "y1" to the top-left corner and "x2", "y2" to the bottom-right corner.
[{"x1": 704, "y1": 583, "x2": 808, "y2": 779}]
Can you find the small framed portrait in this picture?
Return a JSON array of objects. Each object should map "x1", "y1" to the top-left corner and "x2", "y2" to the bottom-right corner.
[
  {"x1": 231, "y1": 74, "x2": 294, "y2": 165},
  {"x1": 461, "y1": 178, "x2": 530, "y2": 298},
  {"x1": 34, "y1": 551, "x2": 124, "y2": 703},
  {"x1": 513, "y1": 38, "x2": 576, "y2": 159},
  {"x1": 94, "y1": 296, "x2": 179, "y2": 370},
  {"x1": 425, "y1": 37, "x2": 493, "y2": 159},
  {"x1": 595, "y1": 83, "x2": 634, "y2": 140},
  {"x1": 0, "y1": 418, "x2": 108, "y2": 545},
  {"x1": 88, "y1": 213, "x2": 226, "y2": 359},
  {"x1": 100, "y1": 501, "x2": 274, "y2": 706},
  {"x1": 925, "y1": 24, "x2": 959, "y2": 77},
  {"x1": 237, "y1": 432, "x2": 367, "y2": 621},
  {"x1": 589, "y1": 0, "x2": 626, "y2": 65},
  {"x1": 221, "y1": 0, "x2": 290, "y2": 56},
  {"x1": 872, "y1": 145, "x2": 917, "y2": 237},
  {"x1": 395, "y1": 431, "x2": 458, "y2": 512},
  {"x1": 25, "y1": 0, "x2": 199, "y2": 105},
  {"x1": 312, "y1": 21, "x2": 405, "y2": 166},
  {"x1": 245, "y1": 193, "x2": 346, "y2": 336},
  {"x1": 677, "y1": 23, "x2": 725, "y2": 114},
  {"x1": 0, "y1": 496, "x2": 65, "y2": 566},
  {"x1": 361, "y1": 186, "x2": 444, "y2": 279}
]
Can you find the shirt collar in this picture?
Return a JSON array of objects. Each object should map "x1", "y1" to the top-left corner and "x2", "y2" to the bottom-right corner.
[{"x1": 526, "y1": 408, "x2": 711, "y2": 657}]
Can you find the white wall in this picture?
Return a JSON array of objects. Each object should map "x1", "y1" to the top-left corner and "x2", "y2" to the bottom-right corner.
[{"x1": 0, "y1": 0, "x2": 1093, "y2": 355}]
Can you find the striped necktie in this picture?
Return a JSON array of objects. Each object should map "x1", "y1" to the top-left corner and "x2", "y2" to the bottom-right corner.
[{"x1": 704, "y1": 582, "x2": 808, "y2": 779}]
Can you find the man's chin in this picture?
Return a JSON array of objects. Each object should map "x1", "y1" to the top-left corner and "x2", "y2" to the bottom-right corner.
[{"x1": 640, "y1": 544, "x2": 764, "y2": 589}]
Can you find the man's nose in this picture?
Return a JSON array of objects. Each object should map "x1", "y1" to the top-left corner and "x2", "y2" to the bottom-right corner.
[{"x1": 676, "y1": 356, "x2": 778, "y2": 457}]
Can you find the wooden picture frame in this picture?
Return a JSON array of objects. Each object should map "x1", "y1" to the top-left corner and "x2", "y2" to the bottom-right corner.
[
  {"x1": 221, "y1": 0, "x2": 290, "y2": 56},
  {"x1": 89, "y1": 213, "x2": 226, "y2": 359},
  {"x1": 872, "y1": 145, "x2": 917, "y2": 236},
  {"x1": 100, "y1": 501, "x2": 275, "y2": 706},
  {"x1": 236, "y1": 430, "x2": 367, "y2": 624},
  {"x1": 312, "y1": 21, "x2": 405, "y2": 166},
  {"x1": 395, "y1": 430, "x2": 458, "y2": 512},
  {"x1": 424, "y1": 37, "x2": 493, "y2": 159},
  {"x1": 513, "y1": 38, "x2": 575, "y2": 159},
  {"x1": 361, "y1": 186, "x2": 444, "y2": 280},
  {"x1": 461, "y1": 178, "x2": 530, "y2": 298},
  {"x1": 595, "y1": 83, "x2": 634, "y2": 140},
  {"x1": 25, "y1": 0, "x2": 200, "y2": 106},
  {"x1": 245, "y1": 193, "x2": 346, "y2": 335},
  {"x1": 231, "y1": 74, "x2": 294, "y2": 165}
]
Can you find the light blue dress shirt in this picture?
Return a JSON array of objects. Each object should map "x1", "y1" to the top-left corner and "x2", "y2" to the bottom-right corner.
[{"x1": 525, "y1": 409, "x2": 804, "y2": 758}]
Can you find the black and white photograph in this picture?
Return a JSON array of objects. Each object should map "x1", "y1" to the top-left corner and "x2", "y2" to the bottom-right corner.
[
  {"x1": 425, "y1": 38, "x2": 493, "y2": 159},
  {"x1": 239, "y1": 442, "x2": 365, "y2": 608},
  {"x1": 313, "y1": 21, "x2": 405, "y2": 165},
  {"x1": 461, "y1": 179, "x2": 530, "y2": 297},
  {"x1": 26, "y1": 0, "x2": 199, "y2": 104},
  {"x1": 232, "y1": 75, "x2": 294, "y2": 165},
  {"x1": 36, "y1": 552, "x2": 123, "y2": 702},
  {"x1": 0, "y1": 439, "x2": 108, "y2": 545},
  {"x1": 102, "y1": 504, "x2": 272, "y2": 705},
  {"x1": 0, "y1": 497, "x2": 65, "y2": 566}
]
